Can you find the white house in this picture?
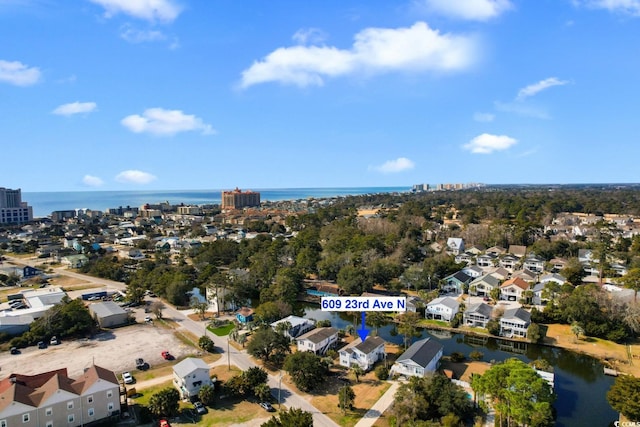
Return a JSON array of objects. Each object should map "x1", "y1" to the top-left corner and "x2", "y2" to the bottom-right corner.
[
  {"x1": 425, "y1": 297, "x2": 460, "y2": 322},
  {"x1": 499, "y1": 277, "x2": 530, "y2": 302},
  {"x1": 523, "y1": 255, "x2": 545, "y2": 273},
  {"x1": 499, "y1": 307, "x2": 531, "y2": 338},
  {"x1": 338, "y1": 336, "x2": 386, "y2": 371},
  {"x1": 173, "y1": 358, "x2": 213, "y2": 399},
  {"x1": 296, "y1": 327, "x2": 339, "y2": 355},
  {"x1": 463, "y1": 302, "x2": 493, "y2": 328},
  {"x1": 446, "y1": 238, "x2": 465, "y2": 255},
  {"x1": 270, "y1": 315, "x2": 316, "y2": 339},
  {"x1": 390, "y1": 338, "x2": 443, "y2": 378},
  {"x1": 469, "y1": 274, "x2": 501, "y2": 297}
]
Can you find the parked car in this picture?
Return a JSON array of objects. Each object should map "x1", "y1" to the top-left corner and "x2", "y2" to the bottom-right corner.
[
  {"x1": 161, "y1": 351, "x2": 174, "y2": 360},
  {"x1": 37, "y1": 341, "x2": 47, "y2": 349},
  {"x1": 259, "y1": 402, "x2": 275, "y2": 412},
  {"x1": 144, "y1": 316, "x2": 153, "y2": 323},
  {"x1": 159, "y1": 420, "x2": 171, "y2": 427},
  {"x1": 193, "y1": 401, "x2": 207, "y2": 415},
  {"x1": 10, "y1": 347, "x2": 19, "y2": 355},
  {"x1": 50, "y1": 336, "x2": 59, "y2": 345},
  {"x1": 136, "y1": 358, "x2": 150, "y2": 370},
  {"x1": 122, "y1": 372, "x2": 134, "y2": 384}
]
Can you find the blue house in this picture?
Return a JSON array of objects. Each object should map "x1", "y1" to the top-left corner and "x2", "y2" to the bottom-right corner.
[
  {"x1": 22, "y1": 266, "x2": 41, "y2": 278},
  {"x1": 236, "y1": 307, "x2": 254, "y2": 324}
]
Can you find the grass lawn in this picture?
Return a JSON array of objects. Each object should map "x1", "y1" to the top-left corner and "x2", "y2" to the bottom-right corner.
[{"x1": 209, "y1": 323, "x2": 235, "y2": 336}]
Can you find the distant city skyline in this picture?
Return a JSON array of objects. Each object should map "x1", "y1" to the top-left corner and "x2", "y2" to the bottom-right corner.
[{"x1": 2, "y1": 1, "x2": 640, "y2": 191}]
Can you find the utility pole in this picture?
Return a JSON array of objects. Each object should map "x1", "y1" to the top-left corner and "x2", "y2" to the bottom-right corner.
[
  {"x1": 278, "y1": 371, "x2": 283, "y2": 410},
  {"x1": 227, "y1": 337, "x2": 231, "y2": 371}
]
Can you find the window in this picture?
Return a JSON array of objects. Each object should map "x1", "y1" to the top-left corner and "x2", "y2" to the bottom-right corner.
[
  {"x1": 88, "y1": 408, "x2": 94, "y2": 417},
  {"x1": 46, "y1": 407, "x2": 53, "y2": 416},
  {"x1": 108, "y1": 402, "x2": 115, "y2": 411},
  {"x1": 46, "y1": 422, "x2": 53, "y2": 427},
  {"x1": 87, "y1": 395, "x2": 93, "y2": 404},
  {"x1": 23, "y1": 413, "x2": 30, "y2": 423},
  {"x1": 106, "y1": 390, "x2": 113, "y2": 398},
  {"x1": 1, "y1": 420, "x2": 6, "y2": 427},
  {"x1": 68, "y1": 414, "x2": 74, "y2": 423}
]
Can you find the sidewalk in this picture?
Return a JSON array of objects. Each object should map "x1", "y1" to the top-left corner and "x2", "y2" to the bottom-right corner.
[{"x1": 353, "y1": 381, "x2": 400, "y2": 427}]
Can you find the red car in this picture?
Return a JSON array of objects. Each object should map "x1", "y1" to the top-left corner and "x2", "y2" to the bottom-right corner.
[
  {"x1": 161, "y1": 351, "x2": 174, "y2": 360},
  {"x1": 160, "y1": 420, "x2": 171, "y2": 427}
]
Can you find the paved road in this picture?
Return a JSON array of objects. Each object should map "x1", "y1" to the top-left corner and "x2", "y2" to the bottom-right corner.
[{"x1": 5, "y1": 256, "x2": 339, "y2": 427}]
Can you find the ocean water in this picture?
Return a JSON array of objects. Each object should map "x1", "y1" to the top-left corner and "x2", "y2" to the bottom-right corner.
[{"x1": 23, "y1": 187, "x2": 409, "y2": 217}]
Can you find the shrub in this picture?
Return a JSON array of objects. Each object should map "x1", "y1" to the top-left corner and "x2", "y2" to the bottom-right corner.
[
  {"x1": 375, "y1": 365, "x2": 389, "y2": 380},
  {"x1": 469, "y1": 350, "x2": 484, "y2": 361},
  {"x1": 449, "y1": 352, "x2": 465, "y2": 363}
]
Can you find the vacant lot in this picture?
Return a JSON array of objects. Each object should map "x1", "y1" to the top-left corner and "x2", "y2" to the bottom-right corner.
[{"x1": 0, "y1": 321, "x2": 198, "y2": 379}]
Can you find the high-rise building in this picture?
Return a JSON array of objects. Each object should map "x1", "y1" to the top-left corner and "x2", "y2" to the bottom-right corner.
[
  {"x1": 221, "y1": 188, "x2": 261, "y2": 210},
  {"x1": 0, "y1": 187, "x2": 33, "y2": 224}
]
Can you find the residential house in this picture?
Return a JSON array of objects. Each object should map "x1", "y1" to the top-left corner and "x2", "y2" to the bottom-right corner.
[
  {"x1": 425, "y1": 297, "x2": 460, "y2": 322},
  {"x1": 442, "y1": 271, "x2": 472, "y2": 294},
  {"x1": 499, "y1": 254, "x2": 519, "y2": 270},
  {"x1": 578, "y1": 249, "x2": 594, "y2": 264},
  {"x1": 508, "y1": 245, "x2": 527, "y2": 258},
  {"x1": 610, "y1": 263, "x2": 628, "y2": 276},
  {"x1": 0, "y1": 365, "x2": 120, "y2": 427},
  {"x1": 485, "y1": 246, "x2": 506, "y2": 256},
  {"x1": 454, "y1": 252, "x2": 474, "y2": 265},
  {"x1": 500, "y1": 277, "x2": 530, "y2": 302},
  {"x1": 406, "y1": 296, "x2": 425, "y2": 313},
  {"x1": 512, "y1": 269, "x2": 537, "y2": 283},
  {"x1": 488, "y1": 267, "x2": 510, "y2": 281},
  {"x1": 523, "y1": 255, "x2": 545, "y2": 273},
  {"x1": 461, "y1": 265, "x2": 484, "y2": 279},
  {"x1": 270, "y1": 315, "x2": 316, "y2": 340},
  {"x1": 539, "y1": 273, "x2": 567, "y2": 286},
  {"x1": 60, "y1": 254, "x2": 88, "y2": 268},
  {"x1": 235, "y1": 307, "x2": 254, "y2": 324},
  {"x1": 499, "y1": 307, "x2": 531, "y2": 338},
  {"x1": 338, "y1": 336, "x2": 386, "y2": 371},
  {"x1": 531, "y1": 283, "x2": 548, "y2": 306},
  {"x1": 173, "y1": 358, "x2": 213, "y2": 399},
  {"x1": 463, "y1": 302, "x2": 493, "y2": 328},
  {"x1": 296, "y1": 327, "x2": 339, "y2": 355},
  {"x1": 466, "y1": 245, "x2": 485, "y2": 255},
  {"x1": 118, "y1": 248, "x2": 145, "y2": 260},
  {"x1": 390, "y1": 337, "x2": 443, "y2": 378},
  {"x1": 476, "y1": 253, "x2": 497, "y2": 268},
  {"x1": 469, "y1": 274, "x2": 501, "y2": 297},
  {"x1": 446, "y1": 238, "x2": 465, "y2": 255}
]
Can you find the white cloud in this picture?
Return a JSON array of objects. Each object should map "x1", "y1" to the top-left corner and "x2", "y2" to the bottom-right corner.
[
  {"x1": 516, "y1": 77, "x2": 568, "y2": 100},
  {"x1": 240, "y1": 22, "x2": 478, "y2": 88},
  {"x1": 121, "y1": 108, "x2": 215, "y2": 136},
  {"x1": 115, "y1": 170, "x2": 157, "y2": 184},
  {"x1": 473, "y1": 112, "x2": 495, "y2": 122},
  {"x1": 52, "y1": 101, "x2": 97, "y2": 116},
  {"x1": 419, "y1": 0, "x2": 512, "y2": 21},
  {"x1": 0, "y1": 60, "x2": 41, "y2": 86},
  {"x1": 88, "y1": 0, "x2": 182, "y2": 23},
  {"x1": 372, "y1": 157, "x2": 416, "y2": 173},
  {"x1": 82, "y1": 175, "x2": 104, "y2": 187},
  {"x1": 577, "y1": 0, "x2": 640, "y2": 15},
  {"x1": 292, "y1": 28, "x2": 327, "y2": 45},
  {"x1": 463, "y1": 133, "x2": 517, "y2": 154},
  {"x1": 120, "y1": 24, "x2": 166, "y2": 43}
]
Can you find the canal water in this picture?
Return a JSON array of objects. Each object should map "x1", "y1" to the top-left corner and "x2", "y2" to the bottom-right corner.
[{"x1": 296, "y1": 303, "x2": 618, "y2": 427}]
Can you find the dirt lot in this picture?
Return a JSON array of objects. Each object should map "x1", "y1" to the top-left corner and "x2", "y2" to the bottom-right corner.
[{"x1": 0, "y1": 320, "x2": 198, "y2": 379}]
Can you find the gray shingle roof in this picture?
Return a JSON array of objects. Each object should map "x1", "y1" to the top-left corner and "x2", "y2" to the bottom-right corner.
[
  {"x1": 297, "y1": 327, "x2": 338, "y2": 344},
  {"x1": 396, "y1": 337, "x2": 443, "y2": 368},
  {"x1": 502, "y1": 307, "x2": 531, "y2": 323},
  {"x1": 465, "y1": 302, "x2": 493, "y2": 318}
]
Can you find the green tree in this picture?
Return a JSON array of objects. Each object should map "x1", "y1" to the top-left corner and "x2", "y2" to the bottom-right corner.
[
  {"x1": 261, "y1": 407, "x2": 313, "y2": 427},
  {"x1": 490, "y1": 287, "x2": 501, "y2": 303},
  {"x1": 199, "y1": 335, "x2": 215, "y2": 353},
  {"x1": 618, "y1": 267, "x2": 640, "y2": 302},
  {"x1": 148, "y1": 387, "x2": 180, "y2": 418},
  {"x1": 191, "y1": 296, "x2": 209, "y2": 320},
  {"x1": 246, "y1": 327, "x2": 291, "y2": 363},
  {"x1": 366, "y1": 311, "x2": 389, "y2": 334},
  {"x1": 255, "y1": 301, "x2": 292, "y2": 324},
  {"x1": 351, "y1": 364, "x2": 364, "y2": 383},
  {"x1": 151, "y1": 300, "x2": 165, "y2": 319},
  {"x1": 283, "y1": 351, "x2": 328, "y2": 392},
  {"x1": 562, "y1": 258, "x2": 587, "y2": 286},
  {"x1": 486, "y1": 319, "x2": 500, "y2": 336},
  {"x1": 571, "y1": 321, "x2": 584, "y2": 340},
  {"x1": 471, "y1": 358, "x2": 554, "y2": 427},
  {"x1": 396, "y1": 311, "x2": 422, "y2": 349},
  {"x1": 607, "y1": 375, "x2": 640, "y2": 422},
  {"x1": 338, "y1": 384, "x2": 355, "y2": 414},
  {"x1": 198, "y1": 384, "x2": 216, "y2": 406},
  {"x1": 254, "y1": 382, "x2": 272, "y2": 402},
  {"x1": 527, "y1": 322, "x2": 543, "y2": 343}
]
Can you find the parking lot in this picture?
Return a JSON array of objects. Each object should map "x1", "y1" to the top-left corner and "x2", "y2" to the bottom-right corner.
[{"x1": 0, "y1": 313, "x2": 195, "y2": 379}]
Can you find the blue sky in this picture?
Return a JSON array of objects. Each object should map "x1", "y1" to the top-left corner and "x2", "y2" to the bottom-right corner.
[{"x1": 2, "y1": 0, "x2": 640, "y2": 192}]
